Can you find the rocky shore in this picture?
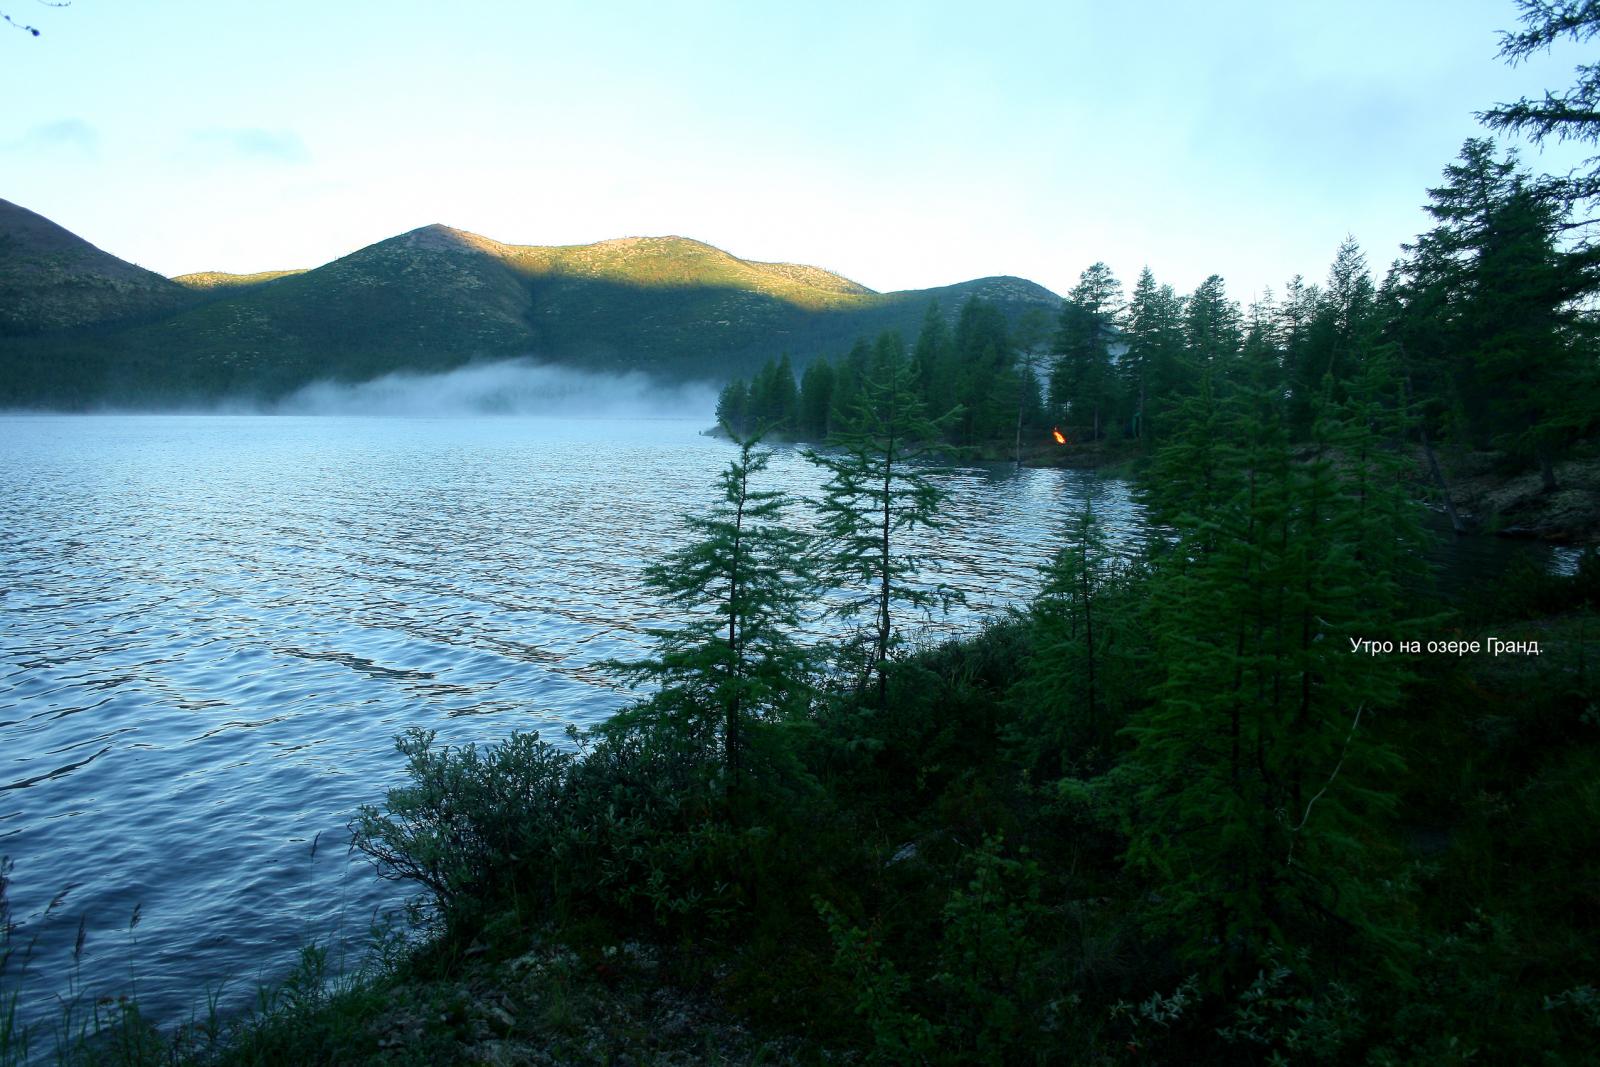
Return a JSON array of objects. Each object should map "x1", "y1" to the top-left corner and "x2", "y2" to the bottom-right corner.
[{"x1": 1427, "y1": 448, "x2": 1600, "y2": 544}]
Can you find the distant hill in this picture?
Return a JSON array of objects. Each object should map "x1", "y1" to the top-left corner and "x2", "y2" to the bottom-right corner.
[
  {"x1": 0, "y1": 206, "x2": 1062, "y2": 407},
  {"x1": 0, "y1": 199, "x2": 191, "y2": 336},
  {"x1": 172, "y1": 269, "x2": 308, "y2": 291}
]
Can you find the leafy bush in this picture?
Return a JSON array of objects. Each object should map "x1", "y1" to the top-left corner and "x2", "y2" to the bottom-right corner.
[
  {"x1": 351, "y1": 712, "x2": 784, "y2": 939},
  {"x1": 350, "y1": 728, "x2": 580, "y2": 927}
]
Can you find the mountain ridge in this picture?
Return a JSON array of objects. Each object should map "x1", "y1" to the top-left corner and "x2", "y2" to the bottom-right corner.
[
  {"x1": 0, "y1": 198, "x2": 192, "y2": 336},
  {"x1": 0, "y1": 203, "x2": 1062, "y2": 407}
]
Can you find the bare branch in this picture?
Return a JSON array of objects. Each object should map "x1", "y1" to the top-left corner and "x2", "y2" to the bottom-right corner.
[
  {"x1": 2, "y1": 1, "x2": 70, "y2": 37},
  {"x1": 1285, "y1": 703, "x2": 1364, "y2": 868}
]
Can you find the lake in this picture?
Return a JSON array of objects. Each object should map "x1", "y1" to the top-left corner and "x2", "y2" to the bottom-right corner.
[{"x1": 0, "y1": 413, "x2": 1145, "y2": 1035}]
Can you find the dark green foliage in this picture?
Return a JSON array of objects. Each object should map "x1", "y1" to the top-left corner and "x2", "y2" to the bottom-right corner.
[
  {"x1": 1050, "y1": 262, "x2": 1123, "y2": 440},
  {"x1": 951, "y1": 298, "x2": 1019, "y2": 444},
  {"x1": 1282, "y1": 238, "x2": 1381, "y2": 435},
  {"x1": 350, "y1": 729, "x2": 580, "y2": 926},
  {"x1": 1479, "y1": 0, "x2": 1600, "y2": 210},
  {"x1": 715, "y1": 377, "x2": 748, "y2": 433},
  {"x1": 747, "y1": 352, "x2": 800, "y2": 433},
  {"x1": 1125, "y1": 371, "x2": 1429, "y2": 980},
  {"x1": 1008, "y1": 492, "x2": 1145, "y2": 778},
  {"x1": 716, "y1": 297, "x2": 1059, "y2": 453},
  {"x1": 1184, "y1": 273, "x2": 1243, "y2": 371},
  {"x1": 911, "y1": 300, "x2": 957, "y2": 403},
  {"x1": 799, "y1": 357, "x2": 836, "y2": 438},
  {"x1": 805, "y1": 336, "x2": 963, "y2": 703},
  {"x1": 830, "y1": 337, "x2": 874, "y2": 429},
  {"x1": 1121, "y1": 267, "x2": 1190, "y2": 446},
  {"x1": 1395, "y1": 139, "x2": 1598, "y2": 485},
  {"x1": 606, "y1": 432, "x2": 814, "y2": 786}
]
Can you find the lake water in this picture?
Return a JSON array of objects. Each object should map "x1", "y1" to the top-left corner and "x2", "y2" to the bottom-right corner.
[{"x1": 0, "y1": 414, "x2": 1145, "y2": 1036}]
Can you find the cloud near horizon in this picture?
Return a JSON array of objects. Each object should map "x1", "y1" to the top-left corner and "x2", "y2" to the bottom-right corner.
[
  {"x1": 188, "y1": 127, "x2": 311, "y2": 165},
  {"x1": 3, "y1": 119, "x2": 98, "y2": 155}
]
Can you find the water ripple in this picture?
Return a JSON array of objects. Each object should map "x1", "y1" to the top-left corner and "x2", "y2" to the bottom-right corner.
[{"x1": 0, "y1": 413, "x2": 1128, "y2": 1037}]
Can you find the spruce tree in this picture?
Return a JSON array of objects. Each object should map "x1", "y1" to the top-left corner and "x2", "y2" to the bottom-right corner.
[
  {"x1": 912, "y1": 299, "x2": 956, "y2": 404},
  {"x1": 1397, "y1": 139, "x2": 1595, "y2": 487},
  {"x1": 1479, "y1": 0, "x2": 1600, "y2": 212},
  {"x1": 831, "y1": 337, "x2": 874, "y2": 428},
  {"x1": 1010, "y1": 307, "x2": 1054, "y2": 464},
  {"x1": 953, "y1": 298, "x2": 1015, "y2": 444}
]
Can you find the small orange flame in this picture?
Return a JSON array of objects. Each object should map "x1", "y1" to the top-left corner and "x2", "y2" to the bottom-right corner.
[{"x1": 1051, "y1": 428, "x2": 1067, "y2": 445}]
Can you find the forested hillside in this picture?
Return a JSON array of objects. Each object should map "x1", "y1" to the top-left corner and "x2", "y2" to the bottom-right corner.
[{"x1": 0, "y1": 217, "x2": 1060, "y2": 407}]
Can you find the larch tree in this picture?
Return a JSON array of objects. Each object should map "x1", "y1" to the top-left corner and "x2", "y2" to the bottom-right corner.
[
  {"x1": 1124, "y1": 369, "x2": 1424, "y2": 982},
  {"x1": 1479, "y1": 0, "x2": 1600, "y2": 216},
  {"x1": 607, "y1": 430, "x2": 814, "y2": 790},
  {"x1": 1397, "y1": 139, "x2": 1595, "y2": 488},
  {"x1": 1121, "y1": 268, "x2": 1188, "y2": 446},
  {"x1": 805, "y1": 334, "x2": 963, "y2": 706},
  {"x1": 1051, "y1": 262, "x2": 1123, "y2": 440}
]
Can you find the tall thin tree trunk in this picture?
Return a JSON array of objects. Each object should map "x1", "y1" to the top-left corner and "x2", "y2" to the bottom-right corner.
[
  {"x1": 1014, "y1": 404, "x2": 1024, "y2": 470},
  {"x1": 1399, "y1": 344, "x2": 1469, "y2": 534},
  {"x1": 1537, "y1": 445, "x2": 1559, "y2": 493},
  {"x1": 877, "y1": 392, "x2": 897, "y2": 709},
  {"x1": 1081, "y1": 537, "x2": 1097, "y2": 741},
  {"x1": 1138, "y1": 368, "x2": 1147, "y2": 446},
  {"x1": 727, "y1": 470, "x2": 746, "y2": 791}
]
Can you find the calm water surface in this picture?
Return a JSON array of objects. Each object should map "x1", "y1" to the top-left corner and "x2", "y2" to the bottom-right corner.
[{"x1": 0, "y1": 414, "x2": 1141, "y2": 1033}]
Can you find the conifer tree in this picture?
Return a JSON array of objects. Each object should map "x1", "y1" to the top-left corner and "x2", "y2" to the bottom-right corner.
[
  {"x1": 831, "y1": 337, "x2": 874, "y2": 428},
  {"x1": 716, "y1": 378, "x2": 750, "y2": 437},
  {"x1": 1240, "y1": 287, "x2": 1283, "y2": 387},
  {"x1": 1124, "y1": 370, "x2": 1422, "y2": 979},
  {"x1": 1051, "y1": 262, "x2": 1123, "y2": 439},
  {"x1": 1285, "y1": 239, "x2": 1378, "y2": 436},
  {"x1": 1010, "y1": 488, "x2": 1137, "y2": 777},
  {"x1": 746, "y1": 354, "x2": 799, "y2": 434},
  {"x1": 953, "y1": 298, "x2": 1014, "y2": 443},
  {"x1": 1479, "y1": 0, "x2": 1600, "y2": 213},
  {"x1": 1277, "y1": 274, "x2": 1322, "y2": 435},
  {"x1": 805, "y1": 335, "x2": 962, "y2": 705},
  {"x1": 1008, "y1": 307, "x2": 1054, "y2": 463},
  {"x1": 799, "y1": 357, "x2": 836, "y2": 440},
  {"x1": 609, "y1": 431, "x2": 813, "y2": 787},
  {"x1": 1121, "y1": 268, "x2": 1188, "y2": 445},
  {"x1": 912, "y1": 300, "x2": 956, "y2": 404},
  {"x1": 1184, "y1": 274, "x2": 1243, "y2": 372},
  {"x1": 1396, "y1": 139, "x2": 1595, "y2": 487}
]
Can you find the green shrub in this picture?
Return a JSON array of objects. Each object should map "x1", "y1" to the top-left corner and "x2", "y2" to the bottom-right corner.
[{"x1": 350, "y1": 728, "x2": 580, "y2": 928}]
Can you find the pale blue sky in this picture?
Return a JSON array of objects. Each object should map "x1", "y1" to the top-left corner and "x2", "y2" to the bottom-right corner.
[{"x1": 2, "y1": 0, "x2": 1590, "y2": 301}]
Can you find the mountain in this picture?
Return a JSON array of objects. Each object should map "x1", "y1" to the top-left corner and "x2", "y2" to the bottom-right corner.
[
  {"x1": 0, "y1": 207, "x2": 1062, "y2": 407},
  {"x1": 172, "y1": 269, "x2": 307, "y2": 291},
  {"x1": 0, "y1": 199, "x2": 191, "y2": 336}
]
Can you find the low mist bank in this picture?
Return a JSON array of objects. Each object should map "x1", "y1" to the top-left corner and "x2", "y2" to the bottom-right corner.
[
  {"x1": 274, "y1": 360, "x2": 719, "y2": 418},
  {"x1": 1, "y1": 360, "x2": 720, "y2": 419}
]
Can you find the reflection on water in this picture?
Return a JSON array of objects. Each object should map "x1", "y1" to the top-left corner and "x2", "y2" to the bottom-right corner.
[{"x1": 0, "y1": 414, "x2": 1135, "y2": 1032}]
